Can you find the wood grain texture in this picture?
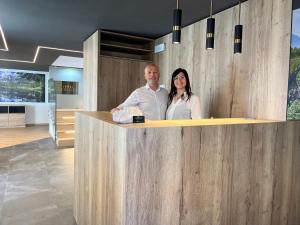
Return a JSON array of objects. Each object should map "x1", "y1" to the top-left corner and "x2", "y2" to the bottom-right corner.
[
  {"x1": 74, "y1": 113, "x2": 300, "y2": 225},
  {"x1": 98, "y1": 56, "x2": 149, "y2": 111},
  {"x1": 56, "y1": 109, "x2": 82, "y2": 147},
  {"x1": 79, "y1": 111, "x2": 277, "y2": 129},
  {"x1": 0, "y1": 125, "x2": 50, "y2": 148},
  {"x1": 74, "y1": 113, "x2": 126, "y2": 225},
  {"x1": 83, "y1": 30, "x2": 100, "y2": 111},
  {"x1": 83, "y1": 30, "x2": 152, "y2": 111},
  {"x1": 154, "y1": 0, "x2": 292, "y2": 120},
  {"x1": 0, "y1": 106, "x2": 25, "y2": 128},
  {"x1": 0, "y1": 114, "x2": 8, "y2": 128},
  {"x1": 8, "y1": 113, "x2": 25, "y2": 128}
]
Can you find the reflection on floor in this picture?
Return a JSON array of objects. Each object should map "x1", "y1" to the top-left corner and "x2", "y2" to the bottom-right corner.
[
  {"x1": 0, "y1": 127, "x2": 76, "y2": 225},
  {"x1": 0, "y1": 126, "x2": 50, "y2": 149}
]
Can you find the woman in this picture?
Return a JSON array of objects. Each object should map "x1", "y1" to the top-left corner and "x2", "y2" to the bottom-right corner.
[{"x1": 166, "y1": 68, "x2": 201, "y2": 120}]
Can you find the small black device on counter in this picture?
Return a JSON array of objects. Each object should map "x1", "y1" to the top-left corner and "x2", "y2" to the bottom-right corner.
[{"x1": 133, "y1": 116, "x2": 145, "y2": 123}]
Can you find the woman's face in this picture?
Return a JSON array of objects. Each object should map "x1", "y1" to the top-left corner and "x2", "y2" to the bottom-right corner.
[{"x1": 174, "y1": 72, "x2": 187, "y2": 90}]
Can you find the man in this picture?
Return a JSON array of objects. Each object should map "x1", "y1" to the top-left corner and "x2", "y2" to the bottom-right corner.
[{"x1": 111, "y1": 64, "x2": 168, "y2": 120}]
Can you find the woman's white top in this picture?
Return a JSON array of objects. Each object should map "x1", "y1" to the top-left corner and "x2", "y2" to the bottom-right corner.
[{"x1": 166, "y1": 93, "x2": 201, "y2": 120}]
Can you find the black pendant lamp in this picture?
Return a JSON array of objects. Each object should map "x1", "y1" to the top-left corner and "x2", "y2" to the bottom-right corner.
[
  {"x1": 172, "y1": 0, "x2": 182, "y2": 44},
  {"x1": 206, "y1": 0, "x2": 215, "y2": 49},
  {"x1": 234, "y1": 1, "x2": 243, "y2": 53}
]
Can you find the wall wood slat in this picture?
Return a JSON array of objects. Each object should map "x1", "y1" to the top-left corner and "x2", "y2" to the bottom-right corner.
[
  {"x1": 154, "y1": 0, "x2": 292, "y2": 120},
  {"x1": 83, "y1": 31, "x2": 100, "y2": 111},
  {"x1": 98, "y1": 57, "x2": 149, "y2": 111}
]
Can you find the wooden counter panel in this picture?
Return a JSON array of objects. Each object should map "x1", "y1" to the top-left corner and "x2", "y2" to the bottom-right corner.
[
  {"x1": 125, "y1": 127, "x2": 183, "y2": 225},
  {"x1": 124, "y1": 122, "x2": 300, "y2": 225},
  {"x1": 74, "y1": 112, "x2": 300, "y2": 225},
  {"x1": 80, "y1": 111, "x2": 278, "y2": 129},
  {"x1": 74, "y1": 113, "x2": 126, "y2": 225}
]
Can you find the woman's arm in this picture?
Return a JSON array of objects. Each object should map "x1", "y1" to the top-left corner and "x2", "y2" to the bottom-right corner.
[{"x1": 190, "y1": 95, "x2": 202, "y2": 119}]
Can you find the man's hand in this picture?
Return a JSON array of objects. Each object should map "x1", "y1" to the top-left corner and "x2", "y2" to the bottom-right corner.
[{"x1": 110, "y1": 108, "x2": 120, "y2": 113}]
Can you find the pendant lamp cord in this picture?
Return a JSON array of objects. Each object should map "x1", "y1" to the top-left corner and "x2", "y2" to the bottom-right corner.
[
  {"x1": 238, "y1": 0, "x2": 241, "y2": 25},
  {"x1": 210, "y1": 0, "x2": 213, "y2": 18},
  {"x1": 177, "y1": 0, "x2": 179, "y2": 9}
]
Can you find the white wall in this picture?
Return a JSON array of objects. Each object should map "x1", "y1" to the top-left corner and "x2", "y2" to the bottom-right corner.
[
  {"x1": 0, "y1": 68, "x2": 49, "y2": 124},
  {"x1": 56, "y1": 94, "x2": 83, "y2": 109},
  {"x1": 49, "y1": 66, "x2": 83, "y2": 109}
]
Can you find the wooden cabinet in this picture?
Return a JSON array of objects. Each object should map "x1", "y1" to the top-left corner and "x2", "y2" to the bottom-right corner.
[
  {"x1": 83, "y1": 30, "x2": 155, "y2": 111},
  {"x1": 0, "y1": 106, "x2": 25, "y2": 128},
  {"x1": 100, "y1": 30, "x2": 154, "y2": 61},
  {"x1": 0, "y1": 114, "x2": 9, "y2": 128},
  {"x1": 9, "y1": 114, "x2": 25, "y2": 127}
]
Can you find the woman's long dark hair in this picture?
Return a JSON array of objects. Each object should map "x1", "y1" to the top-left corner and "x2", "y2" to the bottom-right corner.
[{"x1": 168, "y1": 68, "x2": 192, "y2": 105}]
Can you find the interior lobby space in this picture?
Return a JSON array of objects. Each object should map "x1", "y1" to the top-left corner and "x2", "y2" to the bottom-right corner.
[
  {"x1": 0, "y1": 127, "x2": 75, "y2": 225},
  {"x1": 0, "y1": 0, "x2": 300, "y2": 225}
]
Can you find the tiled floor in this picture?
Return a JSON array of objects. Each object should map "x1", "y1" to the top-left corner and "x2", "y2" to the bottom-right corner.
[
  {"x1": 0, "y1": 126, "x2": 51, "y2": 149},
  {"x1": 0, "y1": 136, "x2": 76, "y2": 225}
]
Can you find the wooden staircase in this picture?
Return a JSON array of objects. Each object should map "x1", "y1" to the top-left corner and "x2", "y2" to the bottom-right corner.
[{"x1": 56, "y1": 109, "x2": 82, "y2": 148}]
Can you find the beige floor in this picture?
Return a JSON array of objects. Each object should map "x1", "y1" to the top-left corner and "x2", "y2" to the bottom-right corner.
[
  {"x1": 0, "y1": 126, "x2": 76, "y2": 225},
  {"x1": 0, "y1": 126, "x2": 50, "y2": 149}
]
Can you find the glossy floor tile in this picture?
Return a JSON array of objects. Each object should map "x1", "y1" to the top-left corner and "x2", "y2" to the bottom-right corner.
[{"x1": 0, "y1": 137, "x2": 76, "y2": 225}]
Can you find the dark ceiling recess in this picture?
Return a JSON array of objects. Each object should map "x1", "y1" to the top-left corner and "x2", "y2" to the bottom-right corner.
[
  {"x1": 0, "y1": 0, "x2": 247, "y2": 71},
  {"x1": 294, "y1": 0, "x2": 300, "y2": 9}
]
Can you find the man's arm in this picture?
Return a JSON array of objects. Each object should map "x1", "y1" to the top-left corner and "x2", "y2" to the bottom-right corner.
[
  {"x1": 110, "y1": 108, "x2": 120, "y2": 113},
  {"x1": 110, "y1": 90, "x2": 139, "y2": 113}
]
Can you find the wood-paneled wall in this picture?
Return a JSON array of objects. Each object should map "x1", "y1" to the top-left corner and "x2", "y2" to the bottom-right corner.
[
  {"x1": 74, "y1": 112, "x2": 300, "y2": 225},
  {"x1": 83, "y1": 31, "x2": 100, "y2": 111},
  {"x1": 154, "y1": 0, "x2": 292, "y2": 120},
  {"x1": 98, "y1": 56, "x2": 149, "y2": 111},
  {"x1": 83, "y1": 30, "x2": 152, "y2": 111}
]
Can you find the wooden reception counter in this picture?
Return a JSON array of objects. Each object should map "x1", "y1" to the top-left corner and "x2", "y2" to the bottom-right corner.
[{"x1": 74, "y1": 112, "x2": 300, "y2": 225}]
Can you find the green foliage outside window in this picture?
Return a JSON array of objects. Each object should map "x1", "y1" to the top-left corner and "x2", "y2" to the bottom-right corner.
[{"x1": 288, "y1": 47, "x2": 300, "y2": 120}]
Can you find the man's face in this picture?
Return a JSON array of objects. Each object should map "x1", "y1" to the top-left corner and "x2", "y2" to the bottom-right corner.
[{"x1": 144, "y1": 65, "x2": 160, "y2": 85}]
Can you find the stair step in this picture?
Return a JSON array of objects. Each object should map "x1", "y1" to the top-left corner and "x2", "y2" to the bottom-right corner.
[{"x1": 56, "y1": 137, "x2": 74, "y2": 148}]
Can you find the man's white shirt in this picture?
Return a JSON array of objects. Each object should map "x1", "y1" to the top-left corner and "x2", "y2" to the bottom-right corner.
[{"x1": 117, "y1": 84, "x2": 169, "y2": 120}]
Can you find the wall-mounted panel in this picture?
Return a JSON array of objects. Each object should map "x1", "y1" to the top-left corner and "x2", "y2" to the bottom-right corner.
[{"x1": 0, "y1": 70, "x2": 45, "y2": 102}]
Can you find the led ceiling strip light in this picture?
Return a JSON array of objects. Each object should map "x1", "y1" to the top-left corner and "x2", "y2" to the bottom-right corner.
[
  {"x1": 0, "y1": 45, "x2": 83, "y2": 64},
  {"x1": 0, "y1": 25, "x2": 82, "y2": 63},
  {"x1": 0, "y1": 25, "x2": 9, "y2": 51}
]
